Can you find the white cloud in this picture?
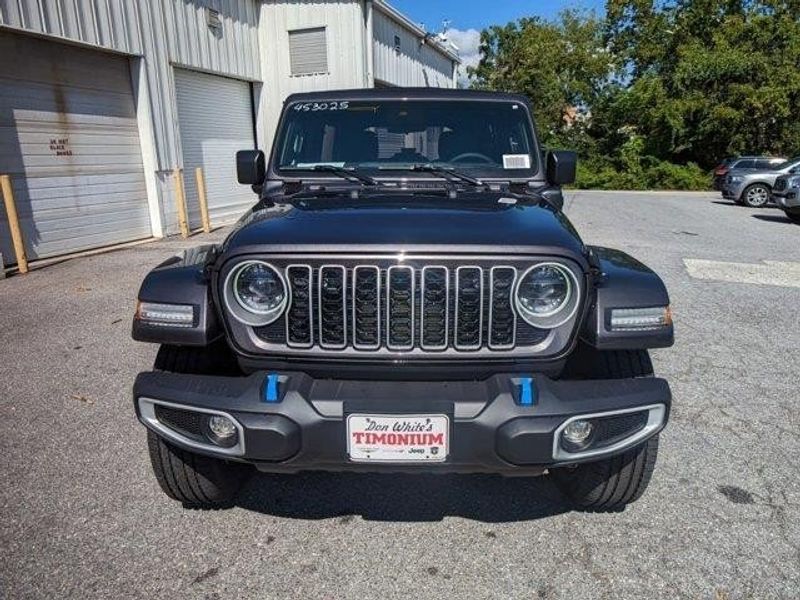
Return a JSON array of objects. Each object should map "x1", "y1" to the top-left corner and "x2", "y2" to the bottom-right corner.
[{"x1": 443, "y1": 28, "x2": 481, "y2": 87}]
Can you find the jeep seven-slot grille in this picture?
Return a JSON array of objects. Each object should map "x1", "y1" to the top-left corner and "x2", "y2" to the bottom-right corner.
[{"x1": 255, "y1": 262, "x2": 555, "y2": 354}]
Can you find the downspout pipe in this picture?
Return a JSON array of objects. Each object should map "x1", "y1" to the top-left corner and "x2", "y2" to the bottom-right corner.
[{"x1": 364, "y1": 0, "x2": 375, "y2": 87}]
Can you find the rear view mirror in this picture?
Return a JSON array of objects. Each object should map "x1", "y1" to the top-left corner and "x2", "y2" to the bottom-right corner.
[
  {"x1": 546, "y1": 150, "x2": 577, "y2": 185},
  {"x1": 236, "y1": 150, "x2": 265, "y2": 184}
]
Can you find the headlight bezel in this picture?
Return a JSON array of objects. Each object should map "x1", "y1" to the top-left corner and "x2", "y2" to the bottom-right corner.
[
  {"x1": 223, "y1": 260, "x2": 288, "y2": 327},
  {"x1": 514, "y1": 261, "x2": 581, "y2": 329}
]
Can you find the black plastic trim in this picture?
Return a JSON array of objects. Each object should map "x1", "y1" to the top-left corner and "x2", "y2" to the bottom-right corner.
[{"x1": 582, "y1": 246, "x2": 674, "y2": 350}]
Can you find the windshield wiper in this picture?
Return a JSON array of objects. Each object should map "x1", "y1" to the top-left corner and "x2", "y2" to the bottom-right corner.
[
  {"x1": 380, "y1": 163, "x2": 487, "y2": 188},
  {"x1": 310, "y1": 164, "x2": 379, "y2": 186}
]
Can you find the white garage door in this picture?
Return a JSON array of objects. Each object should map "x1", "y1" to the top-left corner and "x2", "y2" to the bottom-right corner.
[
  {"x1": 0, "y1": 31, "x2": 151, "y2": 264},
  {"x1": 174, "y1": 69, "x2": 257, "y2": 227}
]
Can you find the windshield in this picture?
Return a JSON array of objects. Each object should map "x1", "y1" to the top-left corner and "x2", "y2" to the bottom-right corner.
[{"x1": 275, "y1": 100, "x2": 538, "y2": 178}]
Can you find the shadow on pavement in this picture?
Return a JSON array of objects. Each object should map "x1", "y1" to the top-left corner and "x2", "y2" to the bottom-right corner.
[
  {"x1": 235, "y1": 471, "x2": 569, "y2": 522},
  {"x1": 710, "y1": 200, "x2": 737, "y2": 206},
  {"x1": 752, "y1": 214, "x2": 795, "y2": 225}
]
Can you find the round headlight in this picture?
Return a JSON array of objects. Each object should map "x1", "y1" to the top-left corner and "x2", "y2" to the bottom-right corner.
[
  {"x1": 224, "y1": 261, "x2": 287, "y2": 326},
  {"x1": 515, "y1": 263, "x2": 579, "y2": 328}
]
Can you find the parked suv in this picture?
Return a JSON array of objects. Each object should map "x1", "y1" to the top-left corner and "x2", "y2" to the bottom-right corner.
[
  {"x1": 723, "y1": 156, "x2": 800, "y2": 208},
  {"x1": 712, "y1": 156, "x2": 785, "y2": 190},
  {"x1": 132, "y1": 89, "x2": 674, "y2": 512},
  {"x1": 772, "y1": 173, "x2": 800, "y2": 224}
]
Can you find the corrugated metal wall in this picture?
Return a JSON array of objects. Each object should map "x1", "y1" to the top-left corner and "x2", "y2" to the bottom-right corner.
[
  {"x1": 0, "y1": 0, "x2": 144, "y2": 54},
  {"x1": 0, "y1": 0, "x2": 261, "y2": 169},
  {"x1": 257, "y1": 0, "x2": 368, "y2": 146},
  {"x1": 0, "y1": 0, "x2": 262, "y2": 238},
  {"x1": 372, "y1": 8, "x2": 455, "y2": 88}
]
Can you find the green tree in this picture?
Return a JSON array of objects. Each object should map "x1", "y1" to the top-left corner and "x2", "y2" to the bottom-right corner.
[
  {"x1": 469, "y1": 1, "x2": 800, "y2": 188},
  {"x1": 603, "y1": 0, "x2": 800, "y2": 166},
  {"x1": 469, "y1": 11, "x2": 615, "y2": 152}
]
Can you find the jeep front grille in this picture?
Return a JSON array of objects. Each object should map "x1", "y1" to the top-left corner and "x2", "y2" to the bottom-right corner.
[{"x1": 238, "y1": 256, "x2": 583, "y2": 358}]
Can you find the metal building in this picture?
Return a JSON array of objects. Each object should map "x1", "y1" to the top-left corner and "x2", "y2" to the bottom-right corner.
[{"x1": 0, "y1": 0, "x2": 459, "y2": 267}]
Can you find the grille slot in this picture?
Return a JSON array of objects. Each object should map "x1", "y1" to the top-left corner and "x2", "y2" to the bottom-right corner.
[
  {"x1": 421, "y1": 266, "x2": 449, "y2": 350},
  {"x1": 454, "y1": 267, "x2": 483, "y2": 350},
  {"x1": 318, "y1": 265, "x2": 346, "y2": 348},
  {"x1": 489, "y1": 267, "x2": 517, "y2": 349},
  {"x1": 387, "y1": 266, "x2": 415, "y2": 350},
  {"x1": 286, "y1": 265, "x2": 313, "y2": 347},
  {"x1": 353, "y1": 266, "x2": 381, "y2": 349}
]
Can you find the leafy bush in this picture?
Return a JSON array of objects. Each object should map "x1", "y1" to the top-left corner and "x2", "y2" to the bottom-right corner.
[
  {"x1": 572, "y1": 134, "x2": 710, "y2": 190},
  {"x1": 574, "y1": 157, "x2": 709, "y2": 190}
]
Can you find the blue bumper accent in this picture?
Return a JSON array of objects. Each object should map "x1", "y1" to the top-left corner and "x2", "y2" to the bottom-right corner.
[
  {"x1": 264, "y1": 373, "x2": 280, "y2": 403},
  {"x1": 519, "y1": 377, "x2": 537, "y2": 406}
]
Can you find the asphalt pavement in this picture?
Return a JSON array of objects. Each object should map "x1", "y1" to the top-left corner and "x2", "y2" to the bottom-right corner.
[{"x1": 1, "y1": 191, "x2": 798, "y2": 599}]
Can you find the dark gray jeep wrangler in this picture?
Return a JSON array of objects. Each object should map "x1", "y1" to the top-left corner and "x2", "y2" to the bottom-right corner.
[{"x1": 132, "y1": 88, "x2": 673, "y2": 511}]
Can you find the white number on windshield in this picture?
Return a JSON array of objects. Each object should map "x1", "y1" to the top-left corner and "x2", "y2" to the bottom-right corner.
[{"x1": 292, "y1": 101, "x2": 349, "y2": 112}]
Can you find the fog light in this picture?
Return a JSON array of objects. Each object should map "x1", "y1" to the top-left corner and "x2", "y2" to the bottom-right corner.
[
  {"x1": 205, "y1": 415, "x2": 238, "y2": 447},
  {"x1": 562, "y1": 419, "x2": 594, "y2": 450}
]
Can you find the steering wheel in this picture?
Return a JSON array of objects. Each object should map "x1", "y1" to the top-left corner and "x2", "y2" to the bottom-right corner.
[{"x1": 449, "y1": 152, "x2": 494, "y2": 164}]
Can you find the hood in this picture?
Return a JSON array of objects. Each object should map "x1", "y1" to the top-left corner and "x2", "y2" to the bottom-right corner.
[{"x1": 222, "y1": 190, "x2": 586, "y2": 259}]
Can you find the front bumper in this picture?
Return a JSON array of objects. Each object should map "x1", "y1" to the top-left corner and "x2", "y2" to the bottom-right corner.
[
  {"x1": 773, "y1": 190, "x2": 800, "y2": 209},
  {"x1": 722, "y1": 182, "x2": 745, "y2": 200},
  {"x1": 134, "y1": 371, "x2": 671, "y2": 475}
]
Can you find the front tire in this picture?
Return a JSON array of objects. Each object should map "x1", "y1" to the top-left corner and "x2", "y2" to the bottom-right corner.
[
  {"x1": 147, "y1": 431, "x2": 249, "y2": 508},
  {"x1": 551, "y1": 436, "x2": 659, "y2": 511},
  {"x1": 148, "y1": 343, "x2": 249, "y2": 507},
  {"x1": 741, "y1": 183, "x2": 771, "y2": 208},
  {"x1": 554, "y1": 346, "x2": 660, "y2": 510}
]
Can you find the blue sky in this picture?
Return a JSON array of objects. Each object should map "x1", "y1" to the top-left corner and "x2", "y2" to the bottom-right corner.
[
  {"x1": 390, "y1": 0, "x2": 606, "y2": 32},
  {"x1": 389, "y1": 0, "x2": 606, "y2": 84}
]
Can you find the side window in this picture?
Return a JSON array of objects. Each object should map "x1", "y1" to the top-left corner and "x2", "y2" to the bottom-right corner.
[
  {"x1": 755, "y1": 159, "x2": 775, "y2": 169},
  {"x1": 735, "y1": 159, "x2": 755, "y2": 169},
  {"x1": 288, "y1": 27, "x2": 328, "y2": 76}
]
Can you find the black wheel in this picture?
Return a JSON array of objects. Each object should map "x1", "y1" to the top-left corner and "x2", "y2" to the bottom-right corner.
[
  {"x1": 154, "y1": 341, "x2": 241, "y2": 375},
  {"x1": 147, "y1": 430, "x2": 249, "y2": 508},
  {"x1": 560, "y1": 345, "x2": 654, "y2": 380},
  {"x1": 784, "y1": 209, "x2": 800, "y2": 224},
  {"x1": 551, "y1": 436, "x2": 659, "y2": 511},
  {"x1": 741, "y1": 183, "x2": 771, "y2": 208}
]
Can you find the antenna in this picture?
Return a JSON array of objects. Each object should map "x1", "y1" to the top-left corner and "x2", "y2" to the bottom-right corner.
[{"x1": 437, "y1": 19, "x2": 451, "y2": 43}]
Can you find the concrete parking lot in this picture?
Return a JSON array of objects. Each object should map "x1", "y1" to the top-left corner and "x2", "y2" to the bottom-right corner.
[{"x1": 1, "y1": 191, "x2": 798, "y2": 599}]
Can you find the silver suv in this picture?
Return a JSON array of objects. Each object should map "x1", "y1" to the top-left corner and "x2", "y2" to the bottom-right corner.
[
  {"x1": 722, "y1": 156, "x2": 800, "y2": 208},
  {"x1": 772, "y1": 173, "x2": 800, "y2": 224},
  {"x1": 712, "y1": 156, "x2": 785, "y2": 190}
]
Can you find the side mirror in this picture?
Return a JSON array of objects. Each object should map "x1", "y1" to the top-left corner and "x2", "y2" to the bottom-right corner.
[
  {"x1": 236, "y1": 149, "x2": 265, "y2": 185},
  {"x1": 546, "y1": 150, "x2": 577, "y2": 185}
]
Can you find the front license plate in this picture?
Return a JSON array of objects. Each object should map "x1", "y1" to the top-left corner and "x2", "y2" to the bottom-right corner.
[{"x1": 347, "y1": 414, "x2": 449, "y2": 463}]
